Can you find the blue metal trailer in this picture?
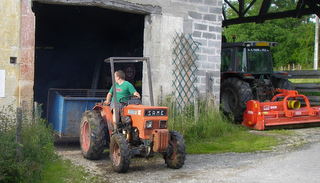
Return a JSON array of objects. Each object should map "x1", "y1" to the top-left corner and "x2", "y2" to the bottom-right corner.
[{"x1": 47, "y1": 89, "x2": 106, "y2": 141}]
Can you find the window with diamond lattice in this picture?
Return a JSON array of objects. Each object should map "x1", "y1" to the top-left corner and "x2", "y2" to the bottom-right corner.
[{"x1": 172, "y1": 33, "x2": 199, "y2": 110}]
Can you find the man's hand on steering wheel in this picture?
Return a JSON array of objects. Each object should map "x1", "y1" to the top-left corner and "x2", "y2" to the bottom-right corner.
[{"x1": 103, "y1": 100, "x2": 111, "y2": 106}]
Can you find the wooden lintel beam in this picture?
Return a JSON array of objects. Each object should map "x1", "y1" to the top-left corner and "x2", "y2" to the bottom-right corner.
[
  {"x1": 304, "y1": 0, "x2": 320, "y2": 17},
  {"x1": 259, "y1": 0, "x2": 272, "y2": 16},
  {"x1": 223, "y1": 8, "x2": 314, "y2": 27},
  {"x1": 239, "y1": 0, "x2": 244, "y2": 17},
  {"x1": 295, "y1": 0, "x2": 306, "y2": 18}
]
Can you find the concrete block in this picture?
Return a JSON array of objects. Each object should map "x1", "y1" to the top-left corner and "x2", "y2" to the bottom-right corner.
[
  {"x1": 197, "y1": 6, "x2": 209, "y2": 13},
  {"x1": 198, "y1": 54, "x2": 208, "y2": 61},
  {"x1": 202, "y1": 32, "x2": 216, "y2": 39},
  {"x1": 203, "y1": 14, "x2": 216, "y2": 21},
  {"x1": 209, "y1": 25, "x2": 221, "y2": 32},
  {"x1": 209, "y1": 7, "x2": 222, "y2": 14},
  {"x1": 213, "y1": 85, "x2": 220, "y2": 92},
  {"x1": 193, "y1": 31, "x2": 202, "y2": 38},
  {"x1": 208, "y1": 56, "x2": 220, "y2": 63},
  {"x1": 217, "y1": 34, "x2": 221, "y2": 40},
  {"x1": 204, "y1": 0, "x2": 218, "y2": 6},
  {"x1": 194, "y1": 23, "x2": 208, "y2": 31},
  {"x1": 196, "y1": 70, "x2": 206, "y2": 76},
  {"x1": 208, "y1": 40, "x2": 220, "y2": 48},
  {"x1": 215, "y1": 63, "x2": 221, "y2": 70},
  {"x1": 201, "y1": 47, "x2": 215, "y2": 55},
  {"x1": 190, "y1": 0, "x2": 203, "y2": 3},
  {"x1": 188, "y1": 11, "x2": 202, "y2": 19},
  {"x1": 193, "y1": 38, "x2": 207, "y2": 46}
]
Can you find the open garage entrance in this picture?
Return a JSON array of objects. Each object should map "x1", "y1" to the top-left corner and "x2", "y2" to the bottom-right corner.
[{"x1": 32, "y1": 2, "x2": 145, "y2": 115}]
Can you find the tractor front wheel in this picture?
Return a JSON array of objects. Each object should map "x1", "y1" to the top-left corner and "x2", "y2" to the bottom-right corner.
[
  {"x1": 80, "y1": 110, "x2": 106, "y2": 160},
  {"x1": 164, "y1": 131, "x2": 186, "y2": 169},
  {"x1": 110, "y1": 134, "x2": 130, "y2": 173}
]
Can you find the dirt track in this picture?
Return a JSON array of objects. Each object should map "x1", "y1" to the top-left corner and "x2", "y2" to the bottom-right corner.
[{"x1": 56, "y1": 127, "x2": 320, "y2": 183}]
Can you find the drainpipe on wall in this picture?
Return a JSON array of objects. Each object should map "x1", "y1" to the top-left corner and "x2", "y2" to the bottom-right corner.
[{"x1": 314, "y1": 15, "x2": 319, "y2": 70}]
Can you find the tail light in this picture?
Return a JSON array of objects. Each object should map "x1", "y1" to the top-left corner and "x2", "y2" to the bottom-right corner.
[
  {"x1": 145, "y1": 120, "x2": 153, "y2": 129},
  {"x1": 160, "y1": 120, "x2": 167, "y2": 129}
]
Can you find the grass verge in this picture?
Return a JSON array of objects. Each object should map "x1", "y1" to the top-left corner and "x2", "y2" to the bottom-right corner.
[
  {"x1": 41, "y1": 159, "x2": 103, "y2": 183},
  {"x1": 186, "y1": 130, "x2": 278, "y2": 154},
  {"x1": 167, "y1": 101, "x2": 279, "y2": 154}
]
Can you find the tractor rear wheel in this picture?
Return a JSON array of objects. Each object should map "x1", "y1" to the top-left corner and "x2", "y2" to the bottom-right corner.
[
  {"x1": 164, "y1": 131, "x2": 186, "y2": 169},
  {"x1": 110, "y1": 134, "x2": 130, "y2": 173},
  {"x1": 80, "y1": 110, "x2": 106, "y2": 160},
  {"x1": 221, "y1": 77, "x2": 253, "y2": 123}
]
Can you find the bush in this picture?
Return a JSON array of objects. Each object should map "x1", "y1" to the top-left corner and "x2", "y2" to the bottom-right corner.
[{"x1": 0, "y1": 107, "x2": 55, "y2": 183}]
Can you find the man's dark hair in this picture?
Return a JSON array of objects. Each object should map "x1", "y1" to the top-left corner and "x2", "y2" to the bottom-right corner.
[{"x1": 115, "y1": 70, "x2": 125, "y2": 79}]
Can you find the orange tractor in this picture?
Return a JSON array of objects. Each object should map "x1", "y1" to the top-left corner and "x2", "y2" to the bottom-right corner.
[
  {"x1": 242, "y1": 89, "x2": 320, "y2": 130},
  {"x1": 79, "y1": 57, "x2": 185, "y2": 173}
]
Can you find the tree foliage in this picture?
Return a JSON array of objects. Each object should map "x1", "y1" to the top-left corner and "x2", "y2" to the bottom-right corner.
[{"x1": 223, "y1": 0, "x2": 315, "y2": 68}]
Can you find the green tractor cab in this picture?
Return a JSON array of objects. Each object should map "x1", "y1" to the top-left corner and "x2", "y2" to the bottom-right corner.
[{"x1": 220, "y1": 41, "x2": 294, "y2": 122}]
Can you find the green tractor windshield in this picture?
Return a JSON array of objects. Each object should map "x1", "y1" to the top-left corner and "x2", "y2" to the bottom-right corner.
[
  {"x1": 221, "y1": 46, "x2": 273, "y2": 73},
  {"x1": 247, "y1": 47, "x2": 273, "y2": 73}
]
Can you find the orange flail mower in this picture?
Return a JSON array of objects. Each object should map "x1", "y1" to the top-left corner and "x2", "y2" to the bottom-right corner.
[{"x1": 242, "y1": 89, "x2": 320, "y2": 130}]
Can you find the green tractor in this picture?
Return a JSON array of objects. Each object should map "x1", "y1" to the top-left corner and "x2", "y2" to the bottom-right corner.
[{"x1": 220, "y1": 41, "x2": 294, "y2": 122}]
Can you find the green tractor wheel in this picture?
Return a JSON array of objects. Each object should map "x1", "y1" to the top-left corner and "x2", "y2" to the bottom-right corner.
[{"x1": 221, "y1": 77, "x2": 253, "y2": 123}]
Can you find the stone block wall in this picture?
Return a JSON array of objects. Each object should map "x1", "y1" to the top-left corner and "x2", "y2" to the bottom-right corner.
[{"x1": 128, "y1": 0, "x2": 223, "y2": 104}]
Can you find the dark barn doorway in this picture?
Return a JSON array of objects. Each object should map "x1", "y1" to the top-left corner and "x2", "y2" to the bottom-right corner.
[{"x1": 32, "y1": 2, "x2": 144, "y2": 115}]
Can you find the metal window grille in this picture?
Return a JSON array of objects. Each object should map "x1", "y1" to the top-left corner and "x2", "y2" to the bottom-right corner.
[{"x1": 172, "y1": 33, "x2": 199, "y2": 110}]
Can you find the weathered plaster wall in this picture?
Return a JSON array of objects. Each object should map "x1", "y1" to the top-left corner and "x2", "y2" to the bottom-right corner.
[
  {"x1": 0, "y1": 0, "x2": 21, "y2": 107},
  {"x1": 0, "y1": 0, "x2": 35, "y2": 109}
]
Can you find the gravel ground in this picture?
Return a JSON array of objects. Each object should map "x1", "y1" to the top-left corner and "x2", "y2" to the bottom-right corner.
[{"x1": 56, "y1": 127, "x2": 320, "y2": 183}]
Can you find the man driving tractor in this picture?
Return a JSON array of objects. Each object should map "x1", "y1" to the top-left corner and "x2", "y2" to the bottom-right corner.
[{"x1": 105, "y1": 70, "x2": 140, "y2": 106}]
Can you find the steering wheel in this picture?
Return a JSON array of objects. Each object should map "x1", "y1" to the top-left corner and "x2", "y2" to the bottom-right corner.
[{"x1": 119, "y1": 95, "x2": 141, "y2": 105}]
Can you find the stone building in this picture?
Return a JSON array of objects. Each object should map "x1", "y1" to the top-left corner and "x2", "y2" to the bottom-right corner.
[{"x1": 0, "y1": 0, "x2": 222, "y2": 110}]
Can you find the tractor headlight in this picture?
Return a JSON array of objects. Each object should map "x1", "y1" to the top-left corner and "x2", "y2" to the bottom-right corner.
[
  {"x1": 146, "y1": 120, "x2": 153, "y2": 129},
  {"x1": 160, "y1": 120, "x2": 167, "y2": 129}
]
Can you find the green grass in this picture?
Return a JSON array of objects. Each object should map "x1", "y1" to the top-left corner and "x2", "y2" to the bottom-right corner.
[
  {"x1": 186, "y1": 130, "x2": 278, "y2": 154},
  {"x1": 166, "y1": 101, "x2": 279, "y2": 154},
  {"x1": 289, "y1": 78, "x2": 320, "y2": 83},
  {"x1": 41, "y1": 159, "x2": 103, "y2": 183}
]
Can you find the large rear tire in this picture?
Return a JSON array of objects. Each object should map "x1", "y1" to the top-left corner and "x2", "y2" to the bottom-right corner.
[
  {"x1": 221, "y1": 78, "x2": 253, "y2": 123},
  {"x1": 164, "y1": 131, "x2": 186, "y2": 169},
  {"x1": 80, "y1": 110, "x2": 105, "y2": 160},
  {"x1": 110, "y1": 134, "x2": 130, "y2": 173}
]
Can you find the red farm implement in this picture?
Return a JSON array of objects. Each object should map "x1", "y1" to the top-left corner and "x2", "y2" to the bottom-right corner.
[{"x1": 242, "y1": 89, "x2": 320, "y2": 130}]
